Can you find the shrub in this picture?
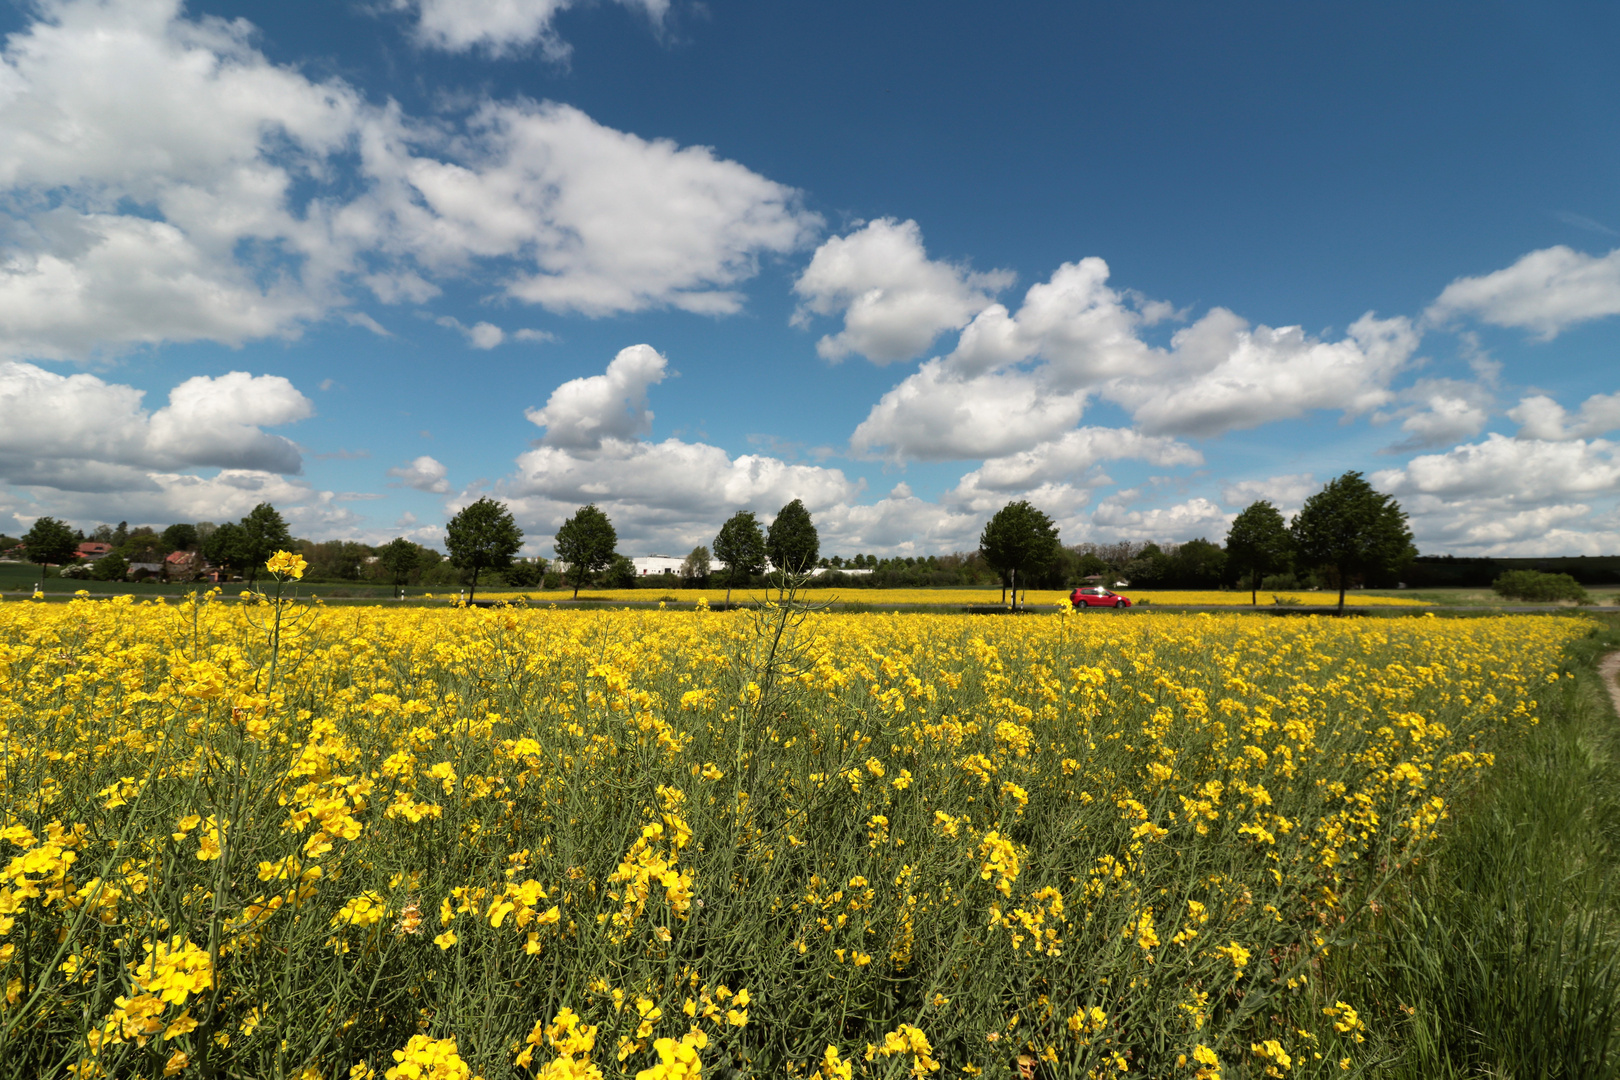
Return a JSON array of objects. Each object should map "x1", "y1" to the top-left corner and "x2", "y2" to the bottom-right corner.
[{"x1": 1492, "y1": 570, "x2": 1591, "y2": 603}]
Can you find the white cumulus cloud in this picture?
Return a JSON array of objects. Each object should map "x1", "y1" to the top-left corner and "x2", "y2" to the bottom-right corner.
[
  {"x1": 526, "y1": 344, "x2": 668, "y2": 449},
  {"x1": 0, "y1": 0, "x2": 817, "y2": 360},
  {"x1": 388, "y1": 456, "x2": 451, "y2": 494},
  {"x1": 853, "y1": 256, "x2": 1419, "y2": 460},
  {"x1": 399, "y1": 0, "x2": 668, "y2": 58},
  {"x1": 1508, "y1": 391, "x2": 1620, "y2": 441},
  {"x1": 792, "y1": 218, "x2": 1013, "y2": 364},
  {"x1": 0, "y1": 362, "x2": 312, "y2": 489},
  {"x1": 1372, "y1": 433, "x2": 1620, "y2": 503},
  {"x1": 1426, "y1": 246, "x2": 1620, "y2": 340}
]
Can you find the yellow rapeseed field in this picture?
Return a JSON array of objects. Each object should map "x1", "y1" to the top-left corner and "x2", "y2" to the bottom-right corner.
[
  {"x1": 0, "y1": 564, "x2": 1581, "y2": 1079},
  {"x1": 476, "y1": 587, "x2": 1425, "y2": 608}
]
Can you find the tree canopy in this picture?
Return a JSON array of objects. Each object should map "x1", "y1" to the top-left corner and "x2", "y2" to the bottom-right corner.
[
  {"x1": 1225, "y1": 501, "x2": 1293, "y2": 604},
  {"x1": 445, "y1": 497, "x2": 523, "y2": 604},
  {"x1": 239, "y1": 503, "x2": 293, "y2": 582},
  {"x1": 22, "y1": 517, "x2": 78, "y2": 568},
  {"x1": 161, "y1": 522, "x2": 198, "y2": 552},
  {"x1": 1290, "y1": 472, "x2": 1415, "y2": 614},
  {"x1": 765, "y1": 499, "x2": 820, "y2": 578},
  {"x1": 979, "y1": 500, "x2": 1061, "y2": 610},
  {"x1": 553, "y1": 504, "x2": 617, "y2": 599},
  {"x1": 713, "y1": 511, "x2": 766, "y2": 604},
  {"x1": 376, "y1": 537, "x2": 424, "y2": 587},
  {"x1": 681, "y1": 546, "x2": 712, "y2": 586}
]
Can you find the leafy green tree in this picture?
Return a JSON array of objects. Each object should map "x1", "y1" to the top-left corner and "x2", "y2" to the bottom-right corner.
[
  {"x1": 376, "y1": 537, "x2": 424, "y2": 587},
  {"x1": 445, "y1": 497, "x2": 523, "y2": 604},
  {"x1": 554, "y1": 504, "x2": 617, "y2": 599},
  {"x1": 606, "y1": 554, "x2": 638, "y2": 589},
  {"x1": 1290, "y1": 472, "x2": 1415, "y2": 614},
  {"x1": 239, "y1": 503, "x2": 293, "y2": 583},
  {"x1": 680, "y1": 546, "x2": 712, "y2": 587},
  {"x1": 979, "y1": 500, "x2": 1061, "y2": 610},
  {"x1": 23, "y1": 517, "x2": 78, "y2": 569},
  {"x1": 1226, "y1": 501, "x2": 1293, "y2": 604},
  {"x1": 765, "y1": 499, "x2": 820, "y2": 579},
  {"x1": 713, "y1": 511, "x2": 767, "y2": 604},
  {"x1": 119, "y1": 528, "x2": 165, "y2": 564},
  {"x1": 202, "y1": 523, "x2": 248, "y2": 577},
  {"x1": 502, "y1": 560, "x2": 546, "y2": 588},
  {"x1": 1168, "y1": 538, "x2": 1226, "y2": 588},
  {"x1": 162, "y1": 522, "x2": 199, "y2": 552},
  {"x1": 91, "y1": 552, "x2": 128, "y2": 582},
  {"x1": 1493, "y1": 570, "x2": 1590, "y2": 603}
]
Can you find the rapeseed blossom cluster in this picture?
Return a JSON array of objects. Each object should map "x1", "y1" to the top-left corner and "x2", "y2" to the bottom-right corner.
[{"x1": 0, "y1": 576, "x2": 1581, "y2": 1077}]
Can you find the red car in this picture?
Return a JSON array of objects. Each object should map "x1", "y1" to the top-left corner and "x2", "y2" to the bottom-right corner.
[{"x1": 1070, "y1": 586, "x2": 1131, "y2": 609}]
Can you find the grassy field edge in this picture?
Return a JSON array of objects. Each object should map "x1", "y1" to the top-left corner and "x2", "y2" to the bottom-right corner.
[{"x1": 1327, "y1": 615, "x2": 1620, "y2": 1077}]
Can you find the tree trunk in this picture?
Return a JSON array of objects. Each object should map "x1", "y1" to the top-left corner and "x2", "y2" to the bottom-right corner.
[
  {"x1": 573, "y1": 566, "x2": 582, "y2": 600},
  {"x1": 1251, "y1": 569, "x2": 1258, "y2": 607},
  {"x1": 468, "y1": 566, "x2": 480, "y2": 605},
  {"x1": 1337, "y1": 564, "x2": 1347, "y2": 615},
  {"x1": 1009, "y1": 568, "x2": 1017, "y2": 611}
]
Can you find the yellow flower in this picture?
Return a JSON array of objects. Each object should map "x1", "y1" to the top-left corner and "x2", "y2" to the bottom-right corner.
[{"x1": 265, "y1": 550, "x2": 308, "y2": 580}]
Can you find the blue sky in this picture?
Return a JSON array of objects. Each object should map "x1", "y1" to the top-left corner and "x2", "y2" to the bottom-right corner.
[{"x1": 3, "y1": 0, "x2": 1620, "y2": 558}]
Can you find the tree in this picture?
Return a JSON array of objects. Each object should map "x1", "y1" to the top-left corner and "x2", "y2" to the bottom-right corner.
[
  {"x1": 91, "y1": 552, "x2": 128, "y2": 582},
  {"x1": 202, "y1": 523, "x2": 248, "y2": 578},
  {"x1": 23, "y1": 517, "x2": 79, "y2": 569},
  {"x1": 503, "y1": 560, "x2": 546, "y2": 588},
  {"x1": 162, "y1": 522, "x2": 199, "y2": 552},
  {"x1": 678, "y1": 546, "x2": 712, "y2": 587},
  {"x1": 979, "y1": 501, "x2": 1061, "y2": 611},
  {"x1": 553, "y1": 504, "x2": 617, "y2": 599},
  {"x1": 1226, "y1": 501, "x2": 1293, "y2": 605},
  {"x1": 1290, "y1": 472, "x2": 1415, "y2": 614},
  {"x1": 1493, "y1": 570, "x2": 1590, "y2": 603},
  {"x1": 120, "y1": 528, "x2": 164, "y2": 564},
  {"x1": 765, "y1": 499, "x2": 820, "y2": 580},
  {"x1": 713, "y1": 511, "x2": 767, "y2": 605},
  {"x1": 376, "y1": 537, "x2": 423, "y2": 587},
  {"x1": 445, "y1": 497, "x2": 523, "y2": 604},
  {"x1": 239, "y1": 503, "x2": 293, "y2": 583},
  {"x1": 606, "y1": 555, "x2": 638, "y2": 589}
]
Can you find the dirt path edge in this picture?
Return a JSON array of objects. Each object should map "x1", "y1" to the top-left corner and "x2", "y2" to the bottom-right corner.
[{"x1": 1600, "y1": 651, "x2": 1620, "y2": 717}]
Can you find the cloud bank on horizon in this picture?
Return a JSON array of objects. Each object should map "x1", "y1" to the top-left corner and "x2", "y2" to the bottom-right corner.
[{"x1": 1, "y1": 0, "x2": 1618, "y2": 559}]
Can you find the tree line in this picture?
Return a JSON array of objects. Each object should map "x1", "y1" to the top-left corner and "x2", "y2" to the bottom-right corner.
[{"x1": 7, "y1": 471, "x2": 1415, "y2": 613}]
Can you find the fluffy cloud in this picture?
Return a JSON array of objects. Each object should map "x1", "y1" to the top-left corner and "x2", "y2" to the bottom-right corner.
[
  {"x1": 1508, "y1": 391, "x2": 1620, "y2": 441},
  {"x1": 1372, "y1": 433, "x2": 1620, "y2": 503},
  {"x1": 1426, "y1": 246, "x2": 1620, "y2": 339},
  {"x1": 853, "y1": 256, "x2": 1418, "y2": 459},
  {"x1": 947, "y1": 428, "x2": 1203, "y2": 509},
  {"x1": 435, "y1": 317, "x2": 506, "y2": 349},
  {"x1": 1371, "y1": 378, "x2": 1494, "y2": 452},
  {"x1": 792, "y1": 219, "x2": 1013, "y2": 364},
  {"x1": 1088, "y1": 493, "x2": 1232, "y2": 544},
  {"x1": 493, "y1": 346, "x2": 859, "y2": 552},
  {"x1": 850, "y1": 362, "x2": 1087, "y2": 461},
  {"x1": 0, "y1": 362, "x2": 312, "y2": 489},
  {"x1": 362, "y1": 101, "x2": 818, "y2": 318},
  {"x1": 10, "y1": 469, "x2": 344, "y2": 532},
  {"x1": 388, "y1": 456, "x2": 451, "y2": 494},
  {"x1": 0, "y1": 0, "x2": 816, "y2": 360},
  {"x1": 399, "y1": 0, "x2": 668, "y2": 58},
  {"x1": 526, "y1": 344, "x2": 667, "y2": 449},
  {"x1": 1122, "y1": 312, "x2": 1419, "y2": 437},
  {"x1": 946, "y1": 258, "x2": 1165, "y2": 383},
  {"x1": 0, "y1": 0, "x2": 361, "y2": 359},
  {"x1": 1220, "y1": 473, "x2": 1316, "y2": 510}
]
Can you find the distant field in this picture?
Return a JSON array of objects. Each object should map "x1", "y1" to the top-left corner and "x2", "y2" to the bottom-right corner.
[{"x1": 479, "y1": 586, "x2": 1430, "y2": 607}]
